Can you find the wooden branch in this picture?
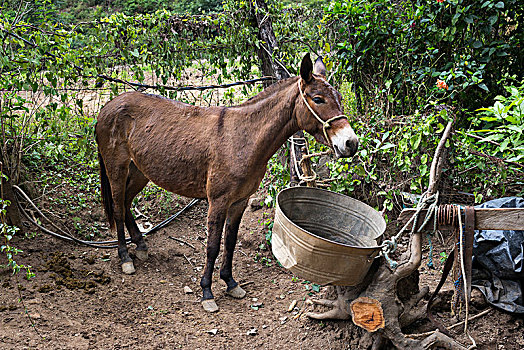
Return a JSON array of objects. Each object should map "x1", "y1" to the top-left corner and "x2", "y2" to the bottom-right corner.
[
  {"x1": 394, "y1": 232, "x2": 423, "y2": 279},
  {"x1": 299, "y1": 154, "x2": 317, "y2": 187},
  {"x1": 428, "y1": 120, "x2": 454, "y2": 195},
  {"x1": 407, "y1": 309, "x2": 492, "y2": 339},
  {"x1": 415, "y1": 331, "x2": 468, "y2": 350},
  {"x1": 398, "y1": 208, "x2": 524, "y2": 231}
]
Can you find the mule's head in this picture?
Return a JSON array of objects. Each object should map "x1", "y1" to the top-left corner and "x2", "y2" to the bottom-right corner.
[{"x1": 296, "y1": 53, "x2": 359, "y2": 158}]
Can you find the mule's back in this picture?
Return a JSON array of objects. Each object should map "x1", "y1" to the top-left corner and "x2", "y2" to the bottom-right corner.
[{"x1": 96, "y1": 92, "x2": 221, "y2": 198}]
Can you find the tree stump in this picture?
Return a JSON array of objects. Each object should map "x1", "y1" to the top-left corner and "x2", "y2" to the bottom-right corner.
[
  {"x1": 350, "y1": 297, "x2": 385, "y2": 332},
  {"x1": 306, "y1": 232, "x2": 468, "y2": 349}
]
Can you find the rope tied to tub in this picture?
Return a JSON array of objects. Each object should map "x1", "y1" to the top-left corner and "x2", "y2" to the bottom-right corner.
[{"x1": 381, "y1": 191, "x2": 439, "y2": 269}]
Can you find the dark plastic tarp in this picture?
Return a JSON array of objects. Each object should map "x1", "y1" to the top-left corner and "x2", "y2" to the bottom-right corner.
[{"x1": 472, "y1": 197, "x2": 524, "y2": 314}]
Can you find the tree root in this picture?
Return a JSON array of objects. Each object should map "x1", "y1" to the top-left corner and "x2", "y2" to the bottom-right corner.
[{"x1": 306, "y1": 233, "x2": 468, "y2": 349}]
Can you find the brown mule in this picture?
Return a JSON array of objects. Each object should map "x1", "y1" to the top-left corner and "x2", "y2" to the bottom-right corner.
[{"x1": 95, "y1": 54, "x2": 359, "y2": 312}]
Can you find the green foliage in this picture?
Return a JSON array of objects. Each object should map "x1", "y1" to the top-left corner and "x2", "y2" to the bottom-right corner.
[
  {"x1": 324, "y1": 0, "x2": 523, "y2": 115},
  {"x1": 0, "y1": 0, "x2": 521, "y2": 234},
  {"x1": 451, "y1": 78, "x2": 524, "y2": 198},
  {"x1": 19, "y1": 0, "x2": 224, "y2": 24},
  {"x1": 0, "y1": 175, "x2": 34, "y2": 279},
  {"x1": 263, "y1": 152, "x2": 290, "y2": 208},
  {"x1": 328, "y1": 101, "x2": 447, "y2": 211},
  {"x1": 472, "y1": 78, "x2": 524, "y2": 164}
]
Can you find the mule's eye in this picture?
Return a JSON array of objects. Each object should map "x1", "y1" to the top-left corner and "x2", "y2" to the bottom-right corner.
[{"x1": 312, "y1": 97, "x2": 325, "y2": 104}]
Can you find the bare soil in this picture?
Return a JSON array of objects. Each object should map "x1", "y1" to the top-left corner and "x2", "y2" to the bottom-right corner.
[{"x1": 2, "y1": 185, "x2": 524, "y2": 349}]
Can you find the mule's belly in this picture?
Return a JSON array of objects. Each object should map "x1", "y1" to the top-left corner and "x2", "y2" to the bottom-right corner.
[{"x1": 130, "y1": 151, "x2": 208, "y2": 199}]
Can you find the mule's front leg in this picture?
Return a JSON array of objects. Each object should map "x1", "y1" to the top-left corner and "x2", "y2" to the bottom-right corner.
[
  {"x1": 200, "y1": 203, "x2": 227, "y2": 313},
  {"x1": 220, "y1": 199, "x2": 248, "y2": 299}
]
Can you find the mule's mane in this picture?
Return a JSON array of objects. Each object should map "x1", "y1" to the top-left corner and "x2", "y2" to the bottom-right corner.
[
  {"x1": 238, "y1": 76, "x2": 299, "y2": 107},
  {"x1": 137, "y1": 76, "x2": 299, "y2": 109}
]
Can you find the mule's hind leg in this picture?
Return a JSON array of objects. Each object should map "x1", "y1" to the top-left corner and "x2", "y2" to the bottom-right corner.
[
  {"x1": 124, "y1": 162, "x2": 149, "y2": 261},
  {"x1": 200, "y1": 199, "x2": 228, "y2": 313},
  {"x1": 220, "y1": 199, "x2": 248, "y2": 299},
  {"x1": 106, "y1": 159, "x2": 135, "y2": 274}
]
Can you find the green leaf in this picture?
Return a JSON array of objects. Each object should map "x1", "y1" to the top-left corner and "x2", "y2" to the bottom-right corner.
[
  {"x1": 419, "y1": 164, "x2": 428, "y2": 176},
  {"x1": 411, "y1": 134, "x2": 421, "y2": 150},
  {"x1": 452, "y1": 13, "x2": 460, "y2": 25},
  {"x1": 494, "y1": 1, "x2": 504, "y2": 8},
  {"x1": 379, "y1": 143, "x2": 396, "y2": 151},
  {"x1": 472, "y1": 40, "x2": 482, "y2": 49},
  {"x1": 478, "y1": 83, "x2": 489, "y2": 92},
  {"x1": 499, "y1": 138, "x2": 509, "y2": 152}
]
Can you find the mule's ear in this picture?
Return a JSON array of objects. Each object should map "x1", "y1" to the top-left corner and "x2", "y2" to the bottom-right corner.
[
  {"x1": 300, "y1": 53, "x2": 313, "y2": 83},
  {"x1": 313, "y1": 56, "x2": 327, "y2": 77}
]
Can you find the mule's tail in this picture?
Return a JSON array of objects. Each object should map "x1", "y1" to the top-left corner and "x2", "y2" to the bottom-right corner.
[{"x1": 98, "y1": 150, "x2": 115, "y2": 230}]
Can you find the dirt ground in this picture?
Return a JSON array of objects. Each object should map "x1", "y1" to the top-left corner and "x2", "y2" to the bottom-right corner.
[{"x1": 2, "y1": 188, "x2": 524, "y2": 350}]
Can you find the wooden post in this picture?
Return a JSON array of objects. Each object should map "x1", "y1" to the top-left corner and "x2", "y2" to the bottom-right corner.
[
  {"x1": 398, "y1": 208, "x2": 524, "y2": 231},
  {"x1": 299, "y1": 146, "x2": 317, "y2": 187},
  {"x1": 250, "y1": 0, "x2": 310, "y2": 186}
]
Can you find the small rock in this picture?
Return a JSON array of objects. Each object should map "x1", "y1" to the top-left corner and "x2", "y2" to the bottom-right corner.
[
  {"x1": 183, "y1": 286, "x2": 193, "y2": 294},
  {"x1": 29, "y1": 313, "x2": 41, "y2": 320},
  {"x1": 252, "y1": 297, "x2": 258, "y2": 302},
  {"x1": 288, "y1": 299, "x2": 297, "y2": 312},
  {"x1": 248, "y1": 198, "x2": 263, "y2": 211},
  {"x1": 262, "y1": 325, "x2": 268, "y2": 329},
  {"x1": 246, "y1": 328, "x2": 258, "y2": 336},
  {"x1": 207, "y1": 329, "x2": 218, "y2": 335},
  {"x1": 250, "y1": 302, "x2": 264, "y2": 310},
  {"x1": 279, "y1": 316, "x2": 288, "y2": 325},
  {"x1": 471, "y1": 288, "x2": 487, "y2": 308},
  {"x1": 159, "y1": 280, "x2": 167, "y2": 284}
]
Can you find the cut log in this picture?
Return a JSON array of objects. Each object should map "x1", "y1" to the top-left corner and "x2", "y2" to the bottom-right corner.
[{"x1": 350, "y1": 297, "x2": 385, "y2": 332}]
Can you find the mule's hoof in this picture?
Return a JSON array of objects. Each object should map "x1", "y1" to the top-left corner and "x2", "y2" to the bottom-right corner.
[
  {"x1": 121, "y1": 261, "x2": 136, "y2": 275},
  {"x1": 135, "y1": 249, "x2": 148, "y2": 261},
  {"x1": 202, "y1": 299, "x2": 219, "y2": 313},
  {"x1": 226, "y1": 285, "x2": 246, "y2": 299}
]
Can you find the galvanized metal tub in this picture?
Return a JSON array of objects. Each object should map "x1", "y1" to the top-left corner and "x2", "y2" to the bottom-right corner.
[{"x1": 272, "y1": 187, "x2": 386, "y2": 286}]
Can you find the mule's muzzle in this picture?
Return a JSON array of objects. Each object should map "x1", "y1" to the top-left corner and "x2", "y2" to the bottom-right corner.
[
  {"x1": 333, "y1": 138, "x2": 359, "y2": 158},
  {"x1": 331, "y1": 126, "x2": 359, "y2": 158}
]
